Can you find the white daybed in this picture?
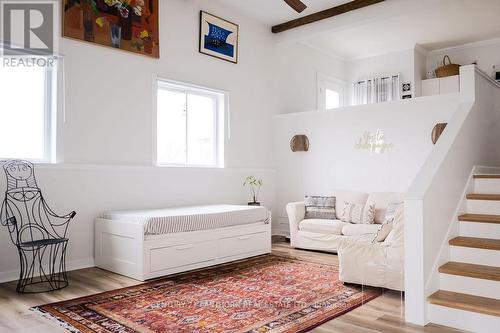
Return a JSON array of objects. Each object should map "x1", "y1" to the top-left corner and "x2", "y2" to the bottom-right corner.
[{"x1": 95, "y1": 205, "x2": 271, "y2": 281}]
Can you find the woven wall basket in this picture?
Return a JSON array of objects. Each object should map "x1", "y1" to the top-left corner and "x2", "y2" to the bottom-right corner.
[
  {"x1": 435, "y1": 55, "x2": 460, "y2": 78},
  {"x1": 432, "y1": 123, "x2": 448, "y2": 145}
]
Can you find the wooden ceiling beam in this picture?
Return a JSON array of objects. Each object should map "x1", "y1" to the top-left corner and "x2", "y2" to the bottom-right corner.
[{"x1": 272, "y1": 0, "x2": 386, "y2": 34}]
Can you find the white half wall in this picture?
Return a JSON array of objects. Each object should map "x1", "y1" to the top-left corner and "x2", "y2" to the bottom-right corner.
[{"x1": 272, "y1": 94, "x2": 461, "y2": 219}]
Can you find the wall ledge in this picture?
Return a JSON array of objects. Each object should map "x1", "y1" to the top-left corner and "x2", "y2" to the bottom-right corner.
[{"x1": 273, "y1": 93, "x2": 461, "y2": 119}]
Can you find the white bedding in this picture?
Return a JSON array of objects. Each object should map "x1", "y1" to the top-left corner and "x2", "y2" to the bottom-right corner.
[{"x1": 102, "y1": 204, "x2": 270, "y2": 235}]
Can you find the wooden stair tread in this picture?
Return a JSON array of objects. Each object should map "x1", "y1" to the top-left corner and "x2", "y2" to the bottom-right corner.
[
  {"x1": 428, "y1": 290, "x2": 500, "y2": 317},
  {"x1": 474, "y1": 174, "x2": 500, "y2": 179},
  {"x1": 458, "y1": 214, "x2": 500, "y2": 224},
  {"x1": 449, "y1": 237, "x2": 500, "y2": 250},
  {"x1": 439, "y1": 262, "x2": 500, "y2": 281},
  {"x1": 466, "y1": 193, "x2": 500, "y2": 201}
]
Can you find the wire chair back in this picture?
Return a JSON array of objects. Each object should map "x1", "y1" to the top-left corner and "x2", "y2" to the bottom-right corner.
[{"x1": 1, "y1": 160, "x2": 74, "y2": 247}]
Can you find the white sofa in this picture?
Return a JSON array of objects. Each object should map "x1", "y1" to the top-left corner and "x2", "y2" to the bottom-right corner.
[
  {"x1": 286, "y1": 190, "x2": 404, "y2": 291},
  {"x1": 286, "y1": 190, "x2": 402, "y2": 252}
]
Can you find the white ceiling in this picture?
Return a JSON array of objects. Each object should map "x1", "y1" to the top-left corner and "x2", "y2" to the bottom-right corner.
[
  {"x1": 216, "y1": 0, "x2": 500, "y2": 60},
  {"x1": 215, "y1": 0, "x2": 350, "y2": 26}
]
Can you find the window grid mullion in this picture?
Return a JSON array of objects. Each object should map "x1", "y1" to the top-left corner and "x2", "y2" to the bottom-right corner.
[
  {"x1": 212, "y1": 97, "x2": 218, "y2": 166},
  {"x1": 184, "y1": 91, "x2": 189, "y2": 166},
  {"x1": 44, "y1": 66, "x2": 52, "y2": 162}
]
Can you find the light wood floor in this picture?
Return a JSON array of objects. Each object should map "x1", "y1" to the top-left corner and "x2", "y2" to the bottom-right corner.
[{"x1": 0, "y1": 242, "x2": 466, "y2": 333}]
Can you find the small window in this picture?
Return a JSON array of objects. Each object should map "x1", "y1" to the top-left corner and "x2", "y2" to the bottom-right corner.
[
  {"x1": 353, "y1": 74, "x2": 400, "y2": 105},
  {"x1": 318, "y1": 74, "x2": 345, "y2": 111},
  {"x1": 155, "y1": 79, "x2": 225, "y2": 167},
  {"x1": 0, "y1": 59, "x2": 56, "y2": 162}
]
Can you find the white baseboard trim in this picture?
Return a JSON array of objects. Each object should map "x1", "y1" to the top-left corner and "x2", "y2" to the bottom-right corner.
[{"x1": 0, "y1": 257, "x2": 95, "y2": 284}]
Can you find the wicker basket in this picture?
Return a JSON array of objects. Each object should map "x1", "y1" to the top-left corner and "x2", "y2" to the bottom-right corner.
[{"x1": 435, "y1": 55, "x2": 460, "y2": 78}]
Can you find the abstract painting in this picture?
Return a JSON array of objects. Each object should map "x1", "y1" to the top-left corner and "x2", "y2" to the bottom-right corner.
[
  {"x1": 63, "y1": 0, "x2": 159, "y2": 58},
  {"x1": 199, "y1": 11, "x2": 239, "y2": 64}
]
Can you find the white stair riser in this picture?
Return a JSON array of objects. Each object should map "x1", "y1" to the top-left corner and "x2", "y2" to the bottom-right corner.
[
  {"x1": 460, "y1": 221, "x2": 500, "y2": 239},
  {"x1": 439, "y1": 274, "x2": 500, "y2": 299},
  {"x1": 428, "y1": 304, "x2": 500, "y2": 333},
  {"x1": 467, "y1": 199, "x2": 500, "y2": 215},
  {"x1": 450, "y1": 246, "x2": 500, "y2": 266},
  {"x1": 474, "y1": 178, "x2": 500, "y2": 194}
]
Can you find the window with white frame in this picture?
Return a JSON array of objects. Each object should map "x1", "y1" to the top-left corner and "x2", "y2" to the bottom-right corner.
[
  {"x1": 156, "y1": 79, "x2": 225, "y2": 167},
  {"x1": 353, "y1": 74, "x2": 400, "y2": 105},
  {"x1": 317, "y1": 74, "x2": 345, "y2": 111},
  {"x1": 0, "y1": 60, "x2": 57, "y2": 162}
]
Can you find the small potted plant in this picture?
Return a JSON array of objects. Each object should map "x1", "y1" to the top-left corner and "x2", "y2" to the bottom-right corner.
[{"x1": 243, "y1": 176, "x2": 263, "y2": 206}]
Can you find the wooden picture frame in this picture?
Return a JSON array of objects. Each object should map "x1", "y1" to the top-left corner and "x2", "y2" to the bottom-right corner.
[
  {"x1": 62, "y1": 0, "x2": 160, "y2": 58},
  {"x1": 199, "y1": 11, "x2": 239, "y2": 64}
]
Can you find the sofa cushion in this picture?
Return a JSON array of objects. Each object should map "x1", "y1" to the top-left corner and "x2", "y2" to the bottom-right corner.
[
  {"x1": 341, "y1": 223, "x2": 380, "y2": 236},
  {"x1": 304, "y1": 196, "x2": 336, "y2": 219},
  {"x1": 365, "y1": 192, "x2": 404, "y2": 224},
  {"x1": 299, "y1": 219, "x2": 348, "y2": 235},
  {"x1": 331, "y1": 190, "x2": 369, "y2": 219}
]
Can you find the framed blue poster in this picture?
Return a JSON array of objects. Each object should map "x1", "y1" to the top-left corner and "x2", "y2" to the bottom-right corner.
[{"x1": 199, "y1": 11, "x2": 239, "y2": 64}]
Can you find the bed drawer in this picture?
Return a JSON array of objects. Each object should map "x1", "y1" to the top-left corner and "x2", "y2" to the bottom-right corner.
[
  {"x1": 219, "y1": 232, "x2": 270, "y2": 258},
  {"x1": 150, "y1": 241, "x2": 217, "y2": 272}
]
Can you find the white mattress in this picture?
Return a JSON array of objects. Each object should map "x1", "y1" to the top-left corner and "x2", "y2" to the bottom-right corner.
[{"x1": 102, "y1": 204, "x2": 270, "y2": 235}]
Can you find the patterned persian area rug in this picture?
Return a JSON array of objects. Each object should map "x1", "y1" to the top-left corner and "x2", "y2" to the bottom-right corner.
[{"x1": 32, "y1": 255, "x2": 381, "y2": 333}]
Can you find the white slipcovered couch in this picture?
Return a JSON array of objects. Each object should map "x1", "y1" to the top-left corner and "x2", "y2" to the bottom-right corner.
[
  {"x1": 338, "y1": 206, "x2": 404, "y2": 291},
  {"x1": 286, "y1": 190, "x2": 404, "y2": 291}
]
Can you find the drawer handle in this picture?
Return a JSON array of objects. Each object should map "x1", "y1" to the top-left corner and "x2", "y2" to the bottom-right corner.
[
  {"x1": 176, "y1": 245, "x2": 194, "y2": 250},
  {"x1": 237, "y1": 236, "x2": 252, "y2": 240}
]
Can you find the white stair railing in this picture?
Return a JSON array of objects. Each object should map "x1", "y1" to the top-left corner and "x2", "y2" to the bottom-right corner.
[{"x1": 404, "y1": 65, "x2": 500, "y2": 325}]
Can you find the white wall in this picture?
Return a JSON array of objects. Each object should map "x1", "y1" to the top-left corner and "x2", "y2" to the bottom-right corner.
[
  {"x1": 414, "y1": 48, "x2": 427, "y2": 97},
  {"x1": 348, "y1": 48, "x2": 416, "y2": 104},
  {"x1": 0, "y1": 0, "x2": 363, "y2": 280},
  {"x1": 272, "y1": 94, "x2": 461, "y2": 219},
  {"x1": 61, "y1": 0, "x2": 276, "y2": 168},
  {"x1": 0, "y1": 0, "x2": 282, "y2": 280},
  {"x1": 0, "y1": 165, "x2": 276, "y2": 282},
  {"x1": 427, "y1": 39, "x2": 500, "y2": 78},
  {"x1": 274, "y1": 42, "x2": 348, "y2": 114}
]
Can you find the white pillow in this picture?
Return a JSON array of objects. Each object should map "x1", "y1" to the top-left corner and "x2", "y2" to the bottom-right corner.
[
  {"x1": 373, "y1": 204, "x2": 404, "y2": 243},
  {"x1": 373, "y1": 224, "x2": 393, "y2": 242},
  {"x1": 340, "y1": 201, "x2": 376, "y2": 224},
  {"x1": 385, "y1": 201, "x2": 404, "y2": 224},
  {"x1": 363, "y1": 204, "x2": 376, "y2": 224},
  {"x1": 384, "y1": 207, "x2": 404, "y2": 245}
]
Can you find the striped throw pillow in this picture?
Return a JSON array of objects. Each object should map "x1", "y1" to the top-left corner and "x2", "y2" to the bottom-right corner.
[
  {"x1": 304, "y1": 196, "x2": 336, "y2": 220},
  {"x1": 340, "y1": 201, "x2": 376, "y2": 224}
]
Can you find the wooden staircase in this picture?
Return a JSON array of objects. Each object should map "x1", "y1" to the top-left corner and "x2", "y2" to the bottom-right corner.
[{"x1": 427, "y1": 174, "x2": 500, "y2": 333}]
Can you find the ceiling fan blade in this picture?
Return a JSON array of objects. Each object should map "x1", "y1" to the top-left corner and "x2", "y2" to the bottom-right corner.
[{"x1": 284, "y1": 0, "x2": 307, "y2": 13}]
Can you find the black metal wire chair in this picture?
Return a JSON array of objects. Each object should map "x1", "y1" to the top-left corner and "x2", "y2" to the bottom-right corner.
[{"x1": 0, "y1": 160, "x2": 76, "y2": 293}]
